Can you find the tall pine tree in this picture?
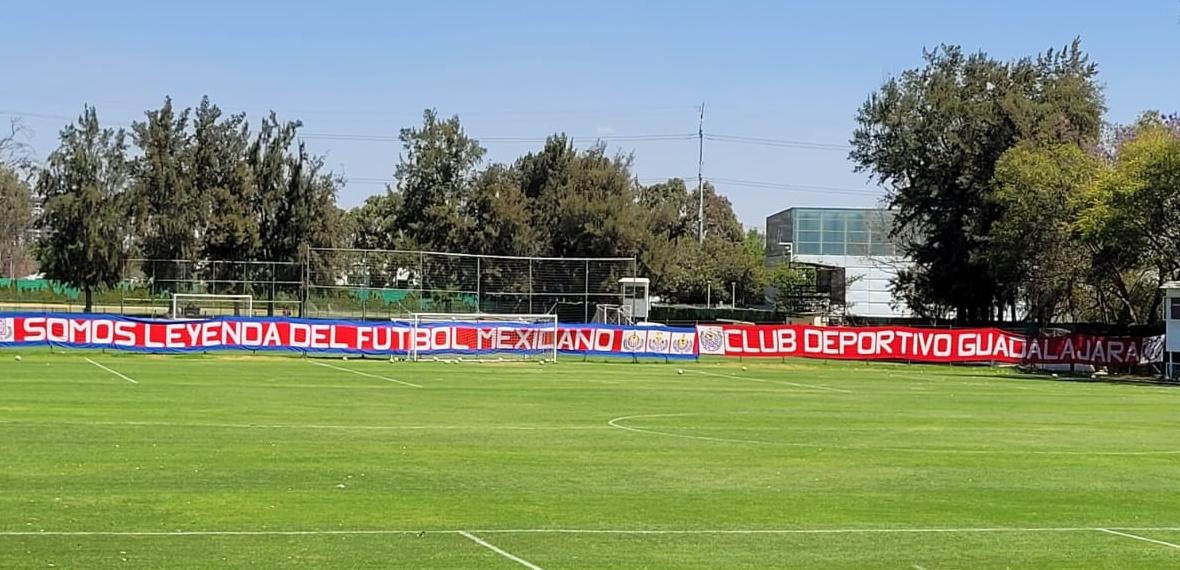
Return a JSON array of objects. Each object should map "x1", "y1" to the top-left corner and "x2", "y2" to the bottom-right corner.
[{"x1": 36, "y1": 107, "x2": 135, "y2": 311}]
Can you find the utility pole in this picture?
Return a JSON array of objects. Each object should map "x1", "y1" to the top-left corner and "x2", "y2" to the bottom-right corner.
[{"x1": 697, "y1": 101, "x2": 705, "y2": 244}]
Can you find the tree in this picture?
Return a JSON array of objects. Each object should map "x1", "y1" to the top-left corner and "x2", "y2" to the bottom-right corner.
[
  {"x1": 1077, "y1": 116, "x2": 1180, "y2": 323},
  {"x1": 0, "y1": 118, "x2": 34, "y2": 172},
  {"x1": 988, "y1": 143, "x2": 1099, "y2": 325},
  {"x1": 768, "y1": 263, "x2": 815, "y2": 313},
  {"x1": 131, "y1": 98, "x2": 201, "y2": 265},
  {"x1": 244, "y1": 114, "x2": 342, "y2": 314},
  {"x1": 0, "y1": 166, "x2": 33, "y2": 277},
  {"x1": 0, "y1": 119, "x2": 35, "y2": 278},
  {"x1": 346, "y1": 192, "x2": 400, "y2": 250},
  {"x1": 248, "y1": 112, "x2": 302, "y2": 264},
  {"x1": 35, "y1": 107, "x2": 134, "y2": 312},
  {"x1": 393, "y1": 109, "x2": 485, "y2": 251},
  {"x1": 194, "y1": 97, "x2": 258, "y2": 262},
  {"x1": 633, "y1": 178, "x2": 765, "y2": 306},
  {"x1": 546, "y1": 144, "x2": 644, "y2": 258},
  {"x1": 851, "y1": 40, "x2": 1103, "y2": 323},
  {"x1": 462, "y1": 165, "x2": 538, "y2": 256}
]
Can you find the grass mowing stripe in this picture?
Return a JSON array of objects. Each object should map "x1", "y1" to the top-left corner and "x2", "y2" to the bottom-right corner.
[
  {"x1": 308, "y1": 360, "x2": 422, "y2": 387},
  {"x1": 0, "y1": 419, "x2": 608, "y2": 431},
  {"x1": 1098, "y1": 528, "x2": 1180, "y2": 550},
  {"x1": 689, "y1": 369, "x2": 851, "y2": 393},
  {"x1": 606, "y1": 412, "x2": 1180, "y2": 456},
  {"x1": 83, "y1": 357, "x2": 138, "y2": 384},
  {"x1": 6, "y1": 527, "x2": 1180, "y2": 536},
  {"x1": 459, "y1": 531, "x2": 546, "y2": 569}
]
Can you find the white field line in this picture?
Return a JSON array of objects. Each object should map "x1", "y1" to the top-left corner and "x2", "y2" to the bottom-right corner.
[
  {"x1": 606, "y1": 413, "x2": 1180, "y2": 456},
  {"x1": 609, "y1": 413, "x2": 774, "y2": 446},
  {"x1": 689, "y1": 369, "x2": 850, "y2": 393},
  {"x1": 1097, "y1": 528, "x2": 1180, "y2": 550},
  {"x1": 459, "y1": 530, "x2": 545, "y2": 570},
  {"x1": 309, "y1": 360, "x2": 421, "y2": 388},
  {"x1": 83, "y1": 358, "x2": 138, "y2": 385},
  {"x1": 0, "y1": 420, "x2": 606, "y2": 432},
  {"x1": 4, "y1": 527, "x2": 1180, "y2": 537}
]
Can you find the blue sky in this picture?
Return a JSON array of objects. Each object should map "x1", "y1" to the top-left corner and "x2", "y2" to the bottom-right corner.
[{"x1": 2, "y1": 1, "x2": 1177, "y2": 228}]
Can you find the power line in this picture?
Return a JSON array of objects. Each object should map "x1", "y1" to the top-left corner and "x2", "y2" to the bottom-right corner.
[
  {"x1": 704, "y1": 133, "x2": 849, "y2": 151},
  {"x1": 0, "y1": 109, "x2": 133, "y2": 128},
  {"x1": 344, "y1": 175, "x2": 696, "y2": 186},
  {"x1": 303, "y1": 132, "x2": 698, "y2": 144},
  {"x1": 706, "y1": 177, "x2": 882, "y2": 197},
  {"x1": 341, "y1": 175, "x2": 881, "y2": 198},
  {"x1": 1, "y1": 109, "x2": 852, "y2": 151}
]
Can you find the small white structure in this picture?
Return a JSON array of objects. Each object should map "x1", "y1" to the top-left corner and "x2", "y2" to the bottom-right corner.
[
  {"x1": 1164, "y1": 282, "x2": 1180, "y2": 379},
  {"x1": 620, "y1": 277, "x2": 651, "y2": 321}
]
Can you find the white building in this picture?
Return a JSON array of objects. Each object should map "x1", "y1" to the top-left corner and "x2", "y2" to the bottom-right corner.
[
  {"x1": 765, "y1": 207, "x2": 911, "y2": 319},
  {"x1": 1164, "y1": 281, "x2": 1180, "y2": 379}
]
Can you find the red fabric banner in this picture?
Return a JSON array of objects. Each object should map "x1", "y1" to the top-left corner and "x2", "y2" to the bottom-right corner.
[{"x1": 695, "y1": 324, "x2": 1149, "y2": 365}]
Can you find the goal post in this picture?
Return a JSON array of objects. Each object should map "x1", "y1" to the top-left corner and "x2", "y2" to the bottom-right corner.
[
  {"x1": 171, "y1": 293, "x2": 255, "y2": 319},
  {"x1": 407, "y1": 312, "x2": 559, "y2": 363}
]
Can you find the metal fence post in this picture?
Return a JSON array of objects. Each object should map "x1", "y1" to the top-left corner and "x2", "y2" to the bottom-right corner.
[
  {"x1": 476, "y1": 256, "x2": 482, "y2": 313},
  {"x1": 584, "y1": 259, "x2": 590, "y2": 322},
  {"x1": 361, "y1": 251, "x2": 369, "y2": 320},
  {"x1": 528, "y1": 259, "x2": 534, "y2": 314},
  {"x1": 270, "y1": 262, "x2": 277, "y2": 317},
  {"x1": 300, "y1": 256, "x2": 308, "y2": 318},
  {"x1": 418, "y1": 251, "x2": 426, "y2": 312}
]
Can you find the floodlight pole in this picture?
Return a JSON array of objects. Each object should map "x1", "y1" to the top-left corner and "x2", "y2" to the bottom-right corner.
[{"x1": 697, "y1": 102, "x2": 705, "y2": 244}]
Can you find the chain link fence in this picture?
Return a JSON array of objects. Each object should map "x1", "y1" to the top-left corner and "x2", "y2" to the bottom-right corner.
[
  {"x1": 305, "y1": 248, "x2": 637, "y2": 322},
  {"x1": 0, "y1": 251, "x2": 637, "y2": 322}
]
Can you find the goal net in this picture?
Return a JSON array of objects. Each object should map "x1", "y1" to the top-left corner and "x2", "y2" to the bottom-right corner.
[
  {"x1": 406, "y1": 312, "x2": 559, "y2": 363},
  {"x1": 171, "y1": 294, "x2": 255, "y2": 319}
]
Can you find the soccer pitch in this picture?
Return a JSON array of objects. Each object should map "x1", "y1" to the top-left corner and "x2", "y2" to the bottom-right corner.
[{"x1": 1, "y1": 352, "x2": 1178, "y2": 568}]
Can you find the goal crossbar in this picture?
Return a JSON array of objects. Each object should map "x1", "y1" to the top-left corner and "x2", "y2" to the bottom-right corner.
[{"x1": 171, "y1": 293, "x2": 254, "y2": 319}]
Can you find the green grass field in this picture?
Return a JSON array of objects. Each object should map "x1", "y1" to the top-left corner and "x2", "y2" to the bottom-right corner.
[{"x1": 1, "y1": 351, "x2": 1178, "y2": 568}]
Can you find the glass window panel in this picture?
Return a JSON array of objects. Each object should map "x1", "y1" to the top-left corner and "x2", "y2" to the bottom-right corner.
[
  {"x1": 847, "y1": 231, "x2": 869, "y2": 244},
  {"x1": 796, "y1": 217, "x2": 820, "y2": 232},
  {"x1": 822, "y1": 214, "x2": 845, "y2": 231},
  {"x1": 1171, "y1": 297, "x2": 1180, "y2": 320},
  {"x1": 797, "y1": 230, "x2": 821, "y2": 243},
  {"x1": 846, "y1": 216, "x2": 867, "y2": 232},
  {"x1": 796, "y1": 242, "x2": 821, "y2": 255},
  {"x1": 822, "y1": 242, "x2": 846, "y2": 255},
  {"x1": 846, "y1": 243, "x2": 869, "y2": 256},
  {"x1": 823, "y1": 230, "x2": 845, "y2": 244}
]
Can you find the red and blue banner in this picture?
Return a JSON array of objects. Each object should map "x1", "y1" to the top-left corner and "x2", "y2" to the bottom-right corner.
[
  {"x1": 0, "y1": 313, "x2": 1157, "y2": 366},
  {"x1": 0, "y1": 313, "x2": 698, "y2": 359}
]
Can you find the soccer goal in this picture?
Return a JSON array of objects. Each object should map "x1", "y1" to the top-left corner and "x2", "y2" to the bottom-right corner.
[
  {"x1": 171, "y1": 293, "x2": 255, "y2": 319},
  {"x1": 406, "y1": 312, "x2": 559, "y2": 363}
]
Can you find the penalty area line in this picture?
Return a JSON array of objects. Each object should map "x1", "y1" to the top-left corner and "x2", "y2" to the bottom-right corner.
[
  {"x1": 309, "y1": 360, "x2": 421, "y2": 388},
  {"x1": 1097, "y1": 528, "x2": 1180, "y2": 550},
  {"x1": 84, "y1": 358, "x2": 138, "y2": 385},
  {"x1": 459, "y1": 531, "x2": 546, "y2": 570}
]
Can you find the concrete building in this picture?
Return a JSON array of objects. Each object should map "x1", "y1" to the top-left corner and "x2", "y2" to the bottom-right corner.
[{"x1": 765, "y1": 207, "x2": 910, "y2": 319}]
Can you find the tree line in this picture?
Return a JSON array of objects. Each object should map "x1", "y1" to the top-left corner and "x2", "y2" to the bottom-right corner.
[
  {"x1": 852, "y1": 39, "x2": 1179, "y2": 326},
  {"x1": 0, "y1": 102, "x2": 769, "y2": 311}
]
